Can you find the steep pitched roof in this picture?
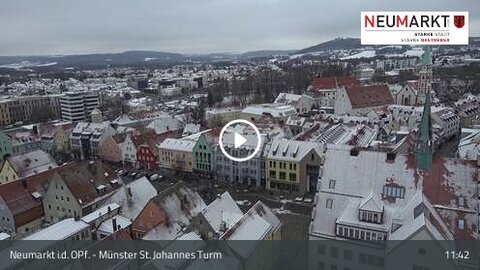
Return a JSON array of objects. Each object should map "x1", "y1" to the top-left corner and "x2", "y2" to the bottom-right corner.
[
  {"x1": 105, "y1": 177, "x2": 157, "y2": 220},
  {"x1": 55, "y1": 160, "x2": 119, "y2": 206},
  {"x1": 143, "y1": 181, "x2": 206, "y2": 240},
  {"x1": 345, "y1": 84, "x2": 394, "y2": 109},
  {"x1": 359, "y1": 192, "x2": 384, "y2": 213},
  {"x1": 8, "y1": 150, "x2": 57, "y2": 178},
  {"x1": 0, "y1": 167, "x2": 55, "y2": 227},
  {"x1": 202, "y1": 192, "x2": 243, "y2": 234}
]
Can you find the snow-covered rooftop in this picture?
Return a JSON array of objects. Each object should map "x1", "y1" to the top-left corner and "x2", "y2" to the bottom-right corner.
[{"x1": 23, "y1": 218, "x2": 89, "y2": 240}]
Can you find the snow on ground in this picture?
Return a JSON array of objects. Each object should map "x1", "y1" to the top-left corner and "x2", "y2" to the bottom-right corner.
[
  {"x1": 0, "y1": 61, "x2": 58, "y2": 69},
  {"x1": 404, "y1": 48, "x2": 424, "y2": 57},
  {"x1": 340, "y1": 50, "x2": 376, "y2": 60}
]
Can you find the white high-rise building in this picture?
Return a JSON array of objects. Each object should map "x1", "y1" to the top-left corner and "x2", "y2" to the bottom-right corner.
[{"x1": 60, "y1": 91, "x2": 99, "y2": 122}]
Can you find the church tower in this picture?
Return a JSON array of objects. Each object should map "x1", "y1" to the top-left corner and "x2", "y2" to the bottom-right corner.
[
  {"x1": 414, "y1": 91, "x2": 434, "y2": 171},
  {"x1": 417, "y1": 46, "x2": 433, "y2": 105}
]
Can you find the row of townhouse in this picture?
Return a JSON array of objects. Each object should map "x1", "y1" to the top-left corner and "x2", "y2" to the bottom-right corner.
[
  {"x1": 91, "y1": 120, "x2": 323, "y2": 195},
  {"x1": 156, "y1": 129, "x2": 323, "y2": 195},
  {"x1": 0, "y1": 122, "x2": 73, "y2": 161},
  {"x1": 2, "y1": 177, "x2": 282, "y2": 270},
  {"x1": 0, "y1": 160, "x2": 120, "y2": 239}
]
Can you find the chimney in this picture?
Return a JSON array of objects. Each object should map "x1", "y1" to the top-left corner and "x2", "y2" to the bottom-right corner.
[
  {"x1": 112, "y1": 218, "x2": 118, "y2": 232},
  {"x1": 20, "y1": 178, "x2": 27, "y2": 189},
  {"x1": 107, "y1": 206, "x2": 111, "y2": 213},
  {"x1": 127, "y1": 187, "x2": 132, "y2": 197},
  {"x1": 32, "y1": 125, "x2": 38, "y2": 135},
  {"x1": 386, "y1": 152, "x2": 396, "y2": 163}
]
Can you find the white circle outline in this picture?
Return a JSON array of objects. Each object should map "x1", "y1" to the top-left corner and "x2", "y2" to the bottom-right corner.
[{"x1": 219, "y1": 119, "x2": 261, "y2": 162}]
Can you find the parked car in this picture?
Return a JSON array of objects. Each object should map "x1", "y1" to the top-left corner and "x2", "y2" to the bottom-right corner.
[
  {"x1": 236, "y1": 200, "x2": 251, "y2": 206},
  {"x1": 303, "y1": 197, "x2": 313, "y2": 203}
]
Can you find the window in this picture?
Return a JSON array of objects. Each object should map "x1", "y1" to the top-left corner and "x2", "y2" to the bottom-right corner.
[
  {"x1": 269, "y1": 170, "x2": 276, "y2": 178},
  {"x1": 382, "y1": 185, "x2": 405, "y2": 199},
  {"x1": 326, "y1": 199, "x2": 333, "y2": 209},
  {"x1": 458, "y1": 196, "x2": 465, "y2": 207},
  {"x1": 289, "y1": 173, "x2": 297, "y2": 181},
  {"x1": 343, "y1": 249, "x2": 352, "y2": 261},
  {"x1": 279, "y1": 172, "x2": 286, "y2": 180},
  {"x1": 458, "y1": 219, "x2": 465, "y2": 230},
  {"x1": 329, "y1": 180, "x2": 336, "y2": 189},
  {"x1": 330, "y1": 247, "x2": 339, "y2": 258}
]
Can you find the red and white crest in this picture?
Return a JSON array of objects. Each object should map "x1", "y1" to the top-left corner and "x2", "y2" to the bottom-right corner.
[{"x1": 454, "y1": 15, "x2": 465, "y2": 28}]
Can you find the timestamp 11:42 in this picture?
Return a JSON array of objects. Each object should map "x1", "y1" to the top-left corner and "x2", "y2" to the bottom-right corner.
[{"x1": 445, "y1": 251, "x2": 470, "y2": 260}]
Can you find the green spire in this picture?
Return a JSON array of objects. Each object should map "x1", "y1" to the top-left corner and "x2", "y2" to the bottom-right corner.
[
  {"x1": 421, "y1": 46, "x2": 433, "y2": 65},
  {"x1": 414, "y1": 93, "x2": 433, "y2": 171}
]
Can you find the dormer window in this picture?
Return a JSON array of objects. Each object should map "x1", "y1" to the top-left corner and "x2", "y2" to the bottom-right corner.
[
  {"x1": 329, "y1": 180, "x2": 336, "y2": 189},
  {"x1": 359, "y1": 210, "x2": 382, "y2": 224},
  {"x1": 382, "y1": 185, "x2": 405, "y2": 200}
]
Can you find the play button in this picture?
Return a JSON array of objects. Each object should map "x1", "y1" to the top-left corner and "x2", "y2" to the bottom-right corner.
[
  {"x1": 219, "y1": 119, "x2": 262, "y2": 162},
  {"x1": 234, "y1": 132, "x2": 247, "y2": 148}
]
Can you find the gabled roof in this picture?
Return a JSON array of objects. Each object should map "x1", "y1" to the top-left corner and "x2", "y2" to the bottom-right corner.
[
  {"x1": 345, "y1": 84, "x2": 394, "y2": 109},
  {"x1": 221, "y1": 201, "x2": 280, "y2": 240},
  {"x1": 23, "y1": 218, "x2": 89, "y2": 240},
  {"x1": 202, "y1": 192, "x2": 243, "y2": 234},
  {"x1": 359, "y1": 192, "x2": 383, "y2": 213},
  {"x1": 158, "y1": 138, "x2": 197, "y2": 152},
  {"x1": 105, "y1": 177, "x2": 157, "y2": 220},
  {"x1": 0, "y1": 167, "x2": 55, "y2": 227},
  {"x1": 142, "y1": 181, "x2": 206, "y2": 240},
  {"x1": 388, "y1": 191, "x2": 453, "y2": 242},
  {"x1": 8, "y1": 150, "x2": 57, "y2": 178},
  {"x1": 220, "y1": 201, "x2": 281, "y2": 258},
  {"x1": 132, "y1": 130, "x2": 178, "y2": 153},
  {"x1": 54, "y1": 160, "x2": 119, "y2": 206},
  {"x1": 146, "y1": 115, "x2": 183, "y2": 135},
  {"x1": 267, "y1": 138, "x2": 322, "y2": 162},
  {"x1": 0, "y1": 180, "x2": 42, "y2": 222}
]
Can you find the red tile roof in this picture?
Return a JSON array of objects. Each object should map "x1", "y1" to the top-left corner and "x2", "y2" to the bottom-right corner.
[
  {"x1": 345, "y1": 84, "x2": 394, "y2": 108},
  {"x1": 0, "y1": 181, "x2": 43, "y2": 227},
  {"x1": 55, "y1": 161, "x2": 119, "y2": 206},
  {"x1": 133, "y1": 130, "x2": 179, "y2": 152}
]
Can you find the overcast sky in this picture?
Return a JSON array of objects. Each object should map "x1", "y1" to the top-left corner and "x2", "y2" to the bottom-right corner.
[{"x1": 1, "y1": 0, "x2": 479, "y2": 56}]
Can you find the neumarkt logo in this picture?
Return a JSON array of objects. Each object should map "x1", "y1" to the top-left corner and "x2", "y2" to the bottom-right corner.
[
  {"x1": 361, "y1": 12, "x2": 469, "y2": 45},
  {"x1": 364, "y1": 14, "x2": 450, "y2": 28}
]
